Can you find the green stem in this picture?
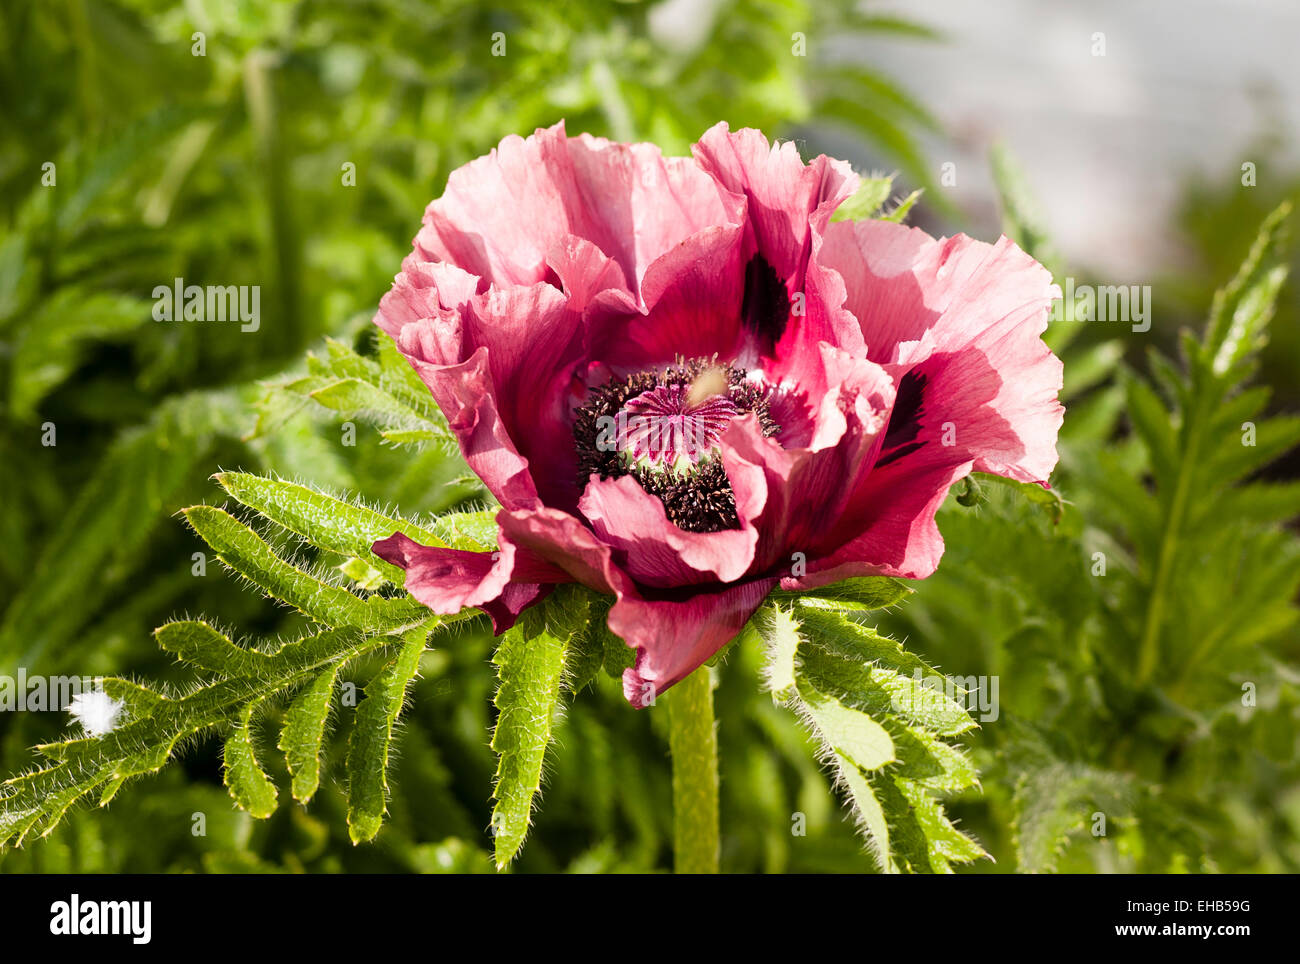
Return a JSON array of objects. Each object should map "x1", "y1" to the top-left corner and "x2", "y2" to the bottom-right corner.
[
  {"x1": 668, "y1": 665, "x2": 720, "y2": 874},
  {"x1": 1135, "y1": 392, "x2": 1209, "y2": 687}
]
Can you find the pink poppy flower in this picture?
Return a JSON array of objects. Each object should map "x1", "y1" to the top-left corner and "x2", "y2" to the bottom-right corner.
[{"x1": 372, "y1": 121, "x2": 1063, "y2": 707}]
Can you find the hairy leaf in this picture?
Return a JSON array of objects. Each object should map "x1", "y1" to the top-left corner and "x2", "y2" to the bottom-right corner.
[
  {"x1": 753, "y1": 597, "x2": 983, "y2": 873},
  {"x1": 489, "y1": 588, "x2": 587, "y2": 868},
  {"x1": 279, "y1": 665, "x2": 340, "y2": 804},
  {"x1": 346, "y1": 629, "x2": 428, "y2": 843},
  {"x1": 224, "y1": 701, "x2": 279, "y2": 819}
]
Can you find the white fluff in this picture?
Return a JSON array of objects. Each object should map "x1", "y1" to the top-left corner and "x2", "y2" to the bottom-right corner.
[{"x1": 67, "y1": 689, "x2": 124, "y2": 736}]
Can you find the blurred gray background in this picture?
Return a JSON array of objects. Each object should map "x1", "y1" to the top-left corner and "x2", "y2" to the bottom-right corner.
[{"x1": 848, "y1": 0, "x2": 1300, "y2": 277}]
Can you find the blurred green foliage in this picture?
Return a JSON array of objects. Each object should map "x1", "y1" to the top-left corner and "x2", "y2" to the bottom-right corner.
[
  {"x1": 1, "y1": 0, "x2": 1297, "y2": 874},
  {"x1": 1175, "y1": 137, "x2": 1300, "y2": 476}
]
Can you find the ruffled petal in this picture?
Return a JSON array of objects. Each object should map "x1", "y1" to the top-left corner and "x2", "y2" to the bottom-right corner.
[
  {"x1": 545, "y1": 235, "x2": 630, "y2": 315},
  {"x1": 780, "y1": 443, "x2": 971, "y2": 586},
  {"x1": 583, "y1": 222, "x2": 749, "y2": 372},
  {"x1": 577, "y1": 474, "x2": 760, "y2": 587},
  {"x1": 494, "y1": 506, "x2": 637, "y2": 599},
  {"x1": 782, "y1": 352, "x2": 1049, "y2": 585},
  {"x1": 614, "y1": 577, "x2": 779, "y2": 707},
  {"x1": 395, "y1": 343, "x2": 541, "y2": 511},
  {"x1": 716, "y1": 346, "x2": 895, "y2": 571},
  {"x1": 413, "y1": 122, "x2": 739, "y2": 297},
  {"x1": 690, "y1": 123, "x2": 866, "y2": 388},
  {"x1": 818, "y1": 217, "x2": 939, "y2": 364},
  {"x1": 691, "y1": 122, "x2": 858, "y2": 290},
  {"x1": 374, "y1": 259, "x2": 481, "y2": 339},
  {"x1": 371, "y1": 531, "x2": 559, "y2": 632},
  {"x1": 781, "y1": 355, "x2": 1032, "y2": 584},
  {"x1": 565, "y1": 133, "x2": 745, "y2": 298},
  {"x1": 935, "y1": 315, "x2": 1063, "y2": 484},
  {"x1": 821, "y1": 220, "x2": 1062, "y2": 483},
  {"x1": 412, "y1": 121, "x2": 586, "y2": 287},
  {"x1": 397, "y1": 280, "x2": 586, "y2": 509}
]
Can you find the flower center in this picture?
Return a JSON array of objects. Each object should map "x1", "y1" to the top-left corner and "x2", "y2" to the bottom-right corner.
[
  {"x1": 615, "y1": 381, "x2": 738, "y2": 472},
  {"x1": 574, "y1": 357, "x2": 779, "y2": 533}
]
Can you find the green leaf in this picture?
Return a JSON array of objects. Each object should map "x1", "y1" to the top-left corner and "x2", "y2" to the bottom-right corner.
[
  {"x1": 307, "y1": 377, "x2": 436, "y2": 430},
  {"x1": 1061, "y1": 341, "x2": 1124, "y2": 401},
  {"x1": 1207, "y1": 413, "x2": 1300, "y2": 486},
  {"x1": 880, "y1": 189, "x2": 922, "y2": 223},
  {"x1": 600, "y1": 617, "x2": 637, "y2": 678},
  {"x1": 771, "y1": 575, "x2": 912, "y2": 611},
  {"x1": 990, "y1": 141, "x2": 1063, "y2": 277},
  {"x1": 223, "y1": 701, "x2": 279, "y2": 818},
  {"x1": 0, "y1": 626, "x2": 379, "y2": 845},
  {"x1": 972, "y1": 473, "x2": 1068, "y2": 525},
  {"x1": 794, "y1": 617, "x2": 976, "y2": 738},
  {"x1": 489, "y1": 589, "x2": 586, "y2": 868},
  {"x1": 156, "y1": 620, "x2": 269, "y2": 676},
  {"x1": 832, "y1": 175, "x2": 895, "y2": 222},
  {"x1": 758, "y1": 605, "x2": 800, "y2": 699},
  {"x1": 279, "y1": 665, "x2": 340, "y2": 804},
  {"x1": 793, "y1": 602, "x2": 954, "y2": 686},
  {"x1": 429, "y1": 509, "x2": 499, "y2": 553},
  {"x1": 836, "y1": 761, "x2": 895, "y2": 871},
  {"x1": 818, "y1": 95, "x2": 946, "y2": 212},
  {"x1": 1012, "y1": 760, "x2": 1132, "y2": 873},
  {"x1": 379, "y1": 428, "x2": 444, "y2": 446},
  {"x1": 9, "y1": 291, "x2": 152, "y2": 419},
  {"x1": 255, "y1": 335, "x2": 449, "y2": 445},
  {"x1": 1134, "y1": 202, "x2": 1292, "y2": 687},
  {"x1": 0, "y1": 388, "x2": 248, "y2": 674},
  {"x1": 798, "y1": 687, "x2": 895, "y2": 771},
  {"x1": 869, "y1": 771, "x2": 985, "y2": 872},
  {"x1": 100, "y1": 677, "x2": 167, "y2": 721},
  {"x1": 215, "y1": 471, "x2": 449, "y2": 583},
  {"x1": 753, "y1": 599, "x2": 983, "y2": 873},
  {"x1": 563, "y1": 593, "x2": 606, "y2": 694},
  {"x1": 182, "y1": 505, "x2": 430, "y2": 633},
  {"x1": 345, "y1": 629, "x2": 428, "y2": 844},
  {"x1": 850, "y1": 13, "x2": 944, "y2": 40},
  {"x1": 1123, "y1": 372, "x2": 1179, "y2": 484},
  {"x1": 1203, "y1": 201, "x2": 1291, "y2": 377},
  {"x1": 340, "y1": 557, "x2": 386, "y2": 591}
]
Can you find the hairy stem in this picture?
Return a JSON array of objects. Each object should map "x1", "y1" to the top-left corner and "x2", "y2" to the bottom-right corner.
[{"x1": 668, "y1": 665, "x2": 720, "y2": 874}]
